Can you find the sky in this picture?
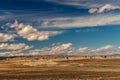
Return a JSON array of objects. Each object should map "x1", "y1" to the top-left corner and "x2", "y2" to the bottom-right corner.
[{"x1": 0, "y1": 0, "x2": 120, "y2": 56}]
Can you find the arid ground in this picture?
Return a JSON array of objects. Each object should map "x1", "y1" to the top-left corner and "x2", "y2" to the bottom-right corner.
[{"x1": 0, "y1": 56, "x2": 120, "y2": 80}]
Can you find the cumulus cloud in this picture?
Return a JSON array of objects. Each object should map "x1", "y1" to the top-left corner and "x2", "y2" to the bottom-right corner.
[
  {"x1": 29, "y1": 43, "x2": 73, "y2": 55},
  {"x1": 1, "y1": 43, "x2": 120, "y2": 56},
  {"x1": 10, "y1": 20, "x2": 63, "y2": 41},
  {"x1": 0, "y1": 51, "x2": 24, "y2": 57},
  {"x1": 49, "y1": 43, "x2": 73, "y2": 55},
  {"x1": 0, "y1": 33, "x2": 15, "y2": 42},
  {"x1": 28, "y1": 44, "x2": 120, "y2": 56},
  {"x1": 0, "y1": 43, "x2": 33, "y2": 51},
  {"x1": 95, "y1": 45, "x2": 113, "y2": 52},
  {"x1": 78, "y1": 47, "x2": 90, "y2": 52},
  {"x1": 78, "y1": 45, "x2": 120, "y2": 55},
  {"x1": 89, "y1": 4, "x2": 120, "y2": 13}
]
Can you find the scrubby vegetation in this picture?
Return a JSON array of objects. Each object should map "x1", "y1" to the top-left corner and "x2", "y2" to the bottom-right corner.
[{"x1": 0, "y1": 56, "x2": 119, "y2": 80}]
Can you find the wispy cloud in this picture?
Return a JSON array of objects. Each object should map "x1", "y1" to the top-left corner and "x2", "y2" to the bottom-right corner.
[
  {"x1": 40, "y1": 14, "x2": 120, "y2": 28},
  {"x1": 89, "y1": 4, "x2": 120, "y2": 13},
  {"x1": 2, "y1": 13, "x2": 120, "y2": 29},
  {"x1": 46, "y1": 0, "x2": 120, "y2": 8},
  {"x1": 1, "y1": 10, "x2": 120, "y2": 29}
]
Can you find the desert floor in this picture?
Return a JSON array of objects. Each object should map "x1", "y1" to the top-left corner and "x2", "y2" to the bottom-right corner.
[{"x1": 0, "y1": 58, "x2": 120, "y2": 80}]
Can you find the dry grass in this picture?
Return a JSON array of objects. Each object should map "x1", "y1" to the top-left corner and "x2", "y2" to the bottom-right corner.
[{"x1": 0, "y1": 57, "x2": 119, "y2": 80}]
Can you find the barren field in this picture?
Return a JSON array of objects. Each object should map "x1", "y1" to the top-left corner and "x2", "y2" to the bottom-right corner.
[{"x1": 0, "y1": 57, "x2": 120, "y2": 80}]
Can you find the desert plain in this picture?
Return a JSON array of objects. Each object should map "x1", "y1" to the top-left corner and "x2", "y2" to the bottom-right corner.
[{"x1": 0, "y1": 55, "x2": 120, "y2": 80}]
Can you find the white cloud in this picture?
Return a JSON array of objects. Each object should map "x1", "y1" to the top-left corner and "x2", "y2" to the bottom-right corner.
[
  {"x1": 89, "y1": 4, "x2": 120, "y2": 13},
  {"x1": 28, "y1": 43, "x2": 73, "y2": 55},
  {"x1": 0, "y1": 51, "x2": 24, "y2": 57},
  {"x1": 10, "y1": 21, "x2": 63, "y2": 41},
  {"x1": 78, "y1": 47, "x2": 90, "y2": 52},
  {"x1": 0, "y1": 43, "x2": 120, "y2": 56},
  {"x1": 7, "y1": 14, "x2": 120, "y2": 29},
  {"x1": 0, "y1": 33, "x2": 15, "y2": 42},
  {"x1": 88, "y1": 8, "x2": 98, "y2": 14},
  {"x1": 46, "y1": 0, "x2": 100, "y2": 8},
  {"x1": 76, "y1": 45, "x2": 120, "y2": 55},
  {"x1": 49, "y1": 43, "x2": 73, "y2": 55},
  {"x1": 98, "y1": 4, "x2": 120, "y2": 13},
  {"x1": 47, "y1": 1, "x2": 120, "y2": 14},
  {"x1": 95, "y1": 45, "x2": 113, "y2": 52},
  {"x1": 46, "y1": 0, "x2": 120, "y2": 8},
  {"x1": 0, "y1": 43, "x2": 33, "y2": 51},
  {"x1": 91, "y1": 45, "x2": 120, "y2": 55},
  {"x1": 40, "y1": 14, "x2": 120, "y2": 28},
  {"x1": 28, "y1": 44, "x2": 120, "y2": 56},
  {"x1": 2, "y1": 11, "x2": 120, "y2": 29}
]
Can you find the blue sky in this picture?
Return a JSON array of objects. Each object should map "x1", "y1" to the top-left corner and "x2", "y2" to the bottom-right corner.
[{"x1": 1, "y1": 0, "x2": 120, "y2": 56}]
